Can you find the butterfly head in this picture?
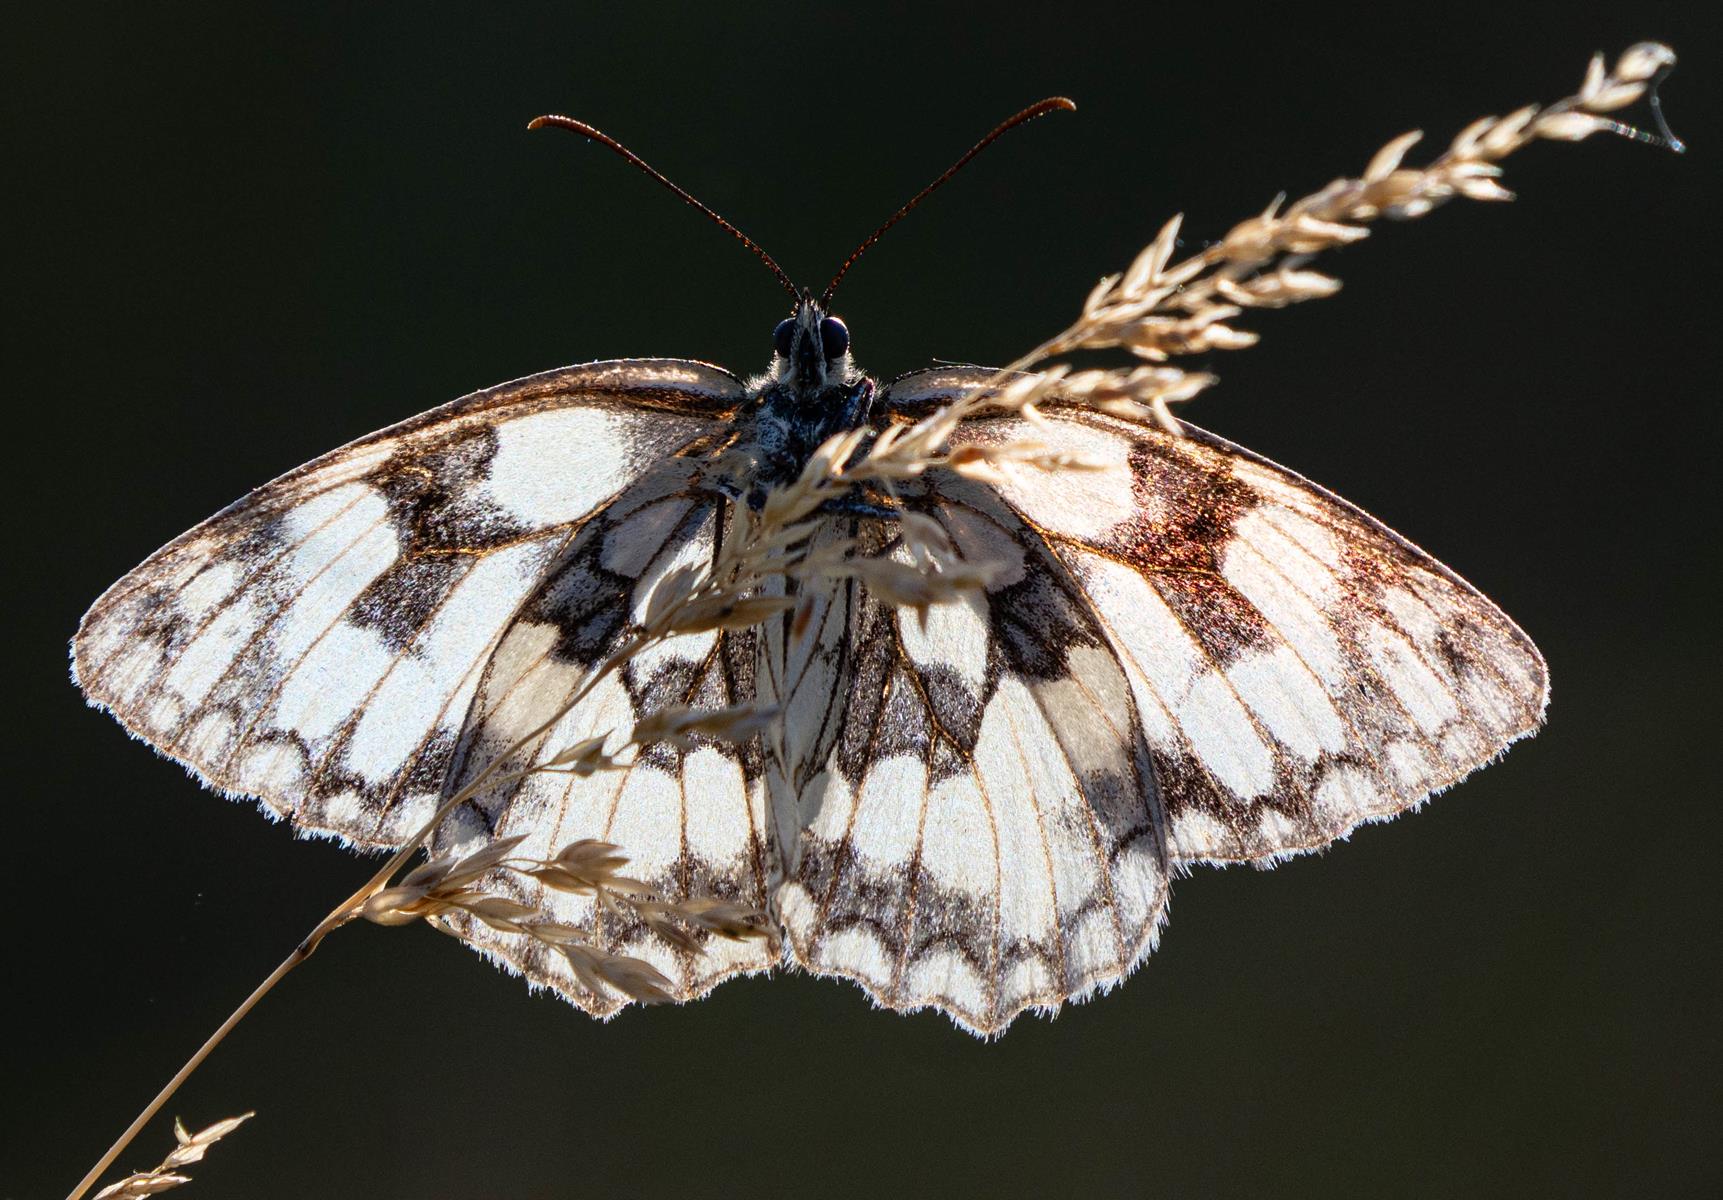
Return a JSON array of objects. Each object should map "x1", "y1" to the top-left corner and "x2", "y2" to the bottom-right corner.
[
  {"x1": 770, "y1": 293, "x2": 856, "y2": 394},
  {"x1": 744, "y1": 292, "x2": 874, "y2": 492}
]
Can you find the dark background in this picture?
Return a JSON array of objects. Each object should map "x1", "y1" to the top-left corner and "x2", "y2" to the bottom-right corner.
[{"x1": 8, "y1": 2, "x2": 1719, "y2": 1197}]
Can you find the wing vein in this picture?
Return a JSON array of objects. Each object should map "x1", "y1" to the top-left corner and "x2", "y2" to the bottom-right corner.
[
  {"x1": 91, "y1": 487, "x2": 373, "y2": 700},
  {"x1": 167, "y1": 507, "x2": 396, "y2": 772}
]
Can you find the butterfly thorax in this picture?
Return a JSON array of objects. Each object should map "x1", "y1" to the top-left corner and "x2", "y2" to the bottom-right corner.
[{"x1": 740, "y1": 295, "x2": 874, "y2": 499}]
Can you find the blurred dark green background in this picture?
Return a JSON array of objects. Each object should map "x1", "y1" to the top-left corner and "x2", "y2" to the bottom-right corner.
[{"x1": 8, "y1": 2, "x2": 1719, "y2": 1197}]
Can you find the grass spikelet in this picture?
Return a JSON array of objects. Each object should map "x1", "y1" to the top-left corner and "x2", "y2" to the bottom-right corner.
[
  {"x1": 91, "y1": 1115, "x2": 253, "y2": 1200},
  {"x1": 970, "y1": 42, "x2": 1683, "y2": 434}
]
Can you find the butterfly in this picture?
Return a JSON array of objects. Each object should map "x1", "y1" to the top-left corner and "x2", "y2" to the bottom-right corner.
[{"x1": 72, "y1": 101, "x2": 1545, "y2": 1035}]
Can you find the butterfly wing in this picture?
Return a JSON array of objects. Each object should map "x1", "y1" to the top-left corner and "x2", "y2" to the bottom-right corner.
[
  {"x1": 74, "y1": 359, "x2": 744, "y2": 849},
  {"x1": 425, "y1": 477, "x2": 778, "y2": 1014},
  {"x1": 772, "y1": 508, "x2": 1170, "y2": 1035},
  {"x1": 889, "y1": 367, "x2": 1548, "y2": 865},
  {"x1": 772, "y1": 366, "x2": 1546, "y2": 1034}
]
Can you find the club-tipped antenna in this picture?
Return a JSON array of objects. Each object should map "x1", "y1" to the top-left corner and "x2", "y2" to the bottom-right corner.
[
  {"x1": 820, "y1": 96, "x2": 1076, "y2": 306},
  {"x1": 528, "y1": 114, "x2": 800, "y2": 300}
]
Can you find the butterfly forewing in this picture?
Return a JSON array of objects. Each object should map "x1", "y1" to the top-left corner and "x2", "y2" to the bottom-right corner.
[
  {"x1": 888, "y1": 368, "x2": 1548, "y2": 867},
  {"x1": 74, "y1": 360, "x2": 745, "y2": 849}
]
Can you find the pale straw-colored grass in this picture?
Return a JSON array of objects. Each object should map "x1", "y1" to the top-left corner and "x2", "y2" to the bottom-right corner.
[
  {"x1": 951, "y1": 42, "x2": 1683, "y2": 434},
  {"x1": 70, "y1": 42, "x2": 1678, "y2": 1200},
  {"x1": 89, "y1": 1115, "x2": 252, "y2": 1200}
]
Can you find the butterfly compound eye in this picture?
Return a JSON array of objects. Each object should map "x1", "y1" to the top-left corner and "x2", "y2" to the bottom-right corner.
[
  {"x1": 772, "y1": 318, "x2": 795, "y2": 357},
  {"x1": 819, "y1": 316, "x2": 849, "y2": 359}
]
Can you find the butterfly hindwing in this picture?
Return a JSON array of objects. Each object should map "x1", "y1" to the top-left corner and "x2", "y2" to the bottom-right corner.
[
  {"x1": 774, "y1": 507, "x2": 1171, "y2": 1034},
  {"x1": 73, "y1": 360, "x2": 744, "y2": 848},
  {"x1": 431, "y1": 473, "x2": 777, "y2": 1013},
  {"x1": 888, "y1": 367, "x2": 1548, "y2": 867}
]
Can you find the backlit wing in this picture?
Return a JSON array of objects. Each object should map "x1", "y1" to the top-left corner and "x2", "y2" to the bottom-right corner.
[
  {"x1": 74, "y1": 360, "x2": 744, "y2": 849},
  {"x1": 887, "y1": 368, "x2": 1548, "y2": 866},
  {"x1": 774, "y1": 366, "x2": 1546, "y2": 1034},
  {"x1": 426, "y1": 480, "x2": 778, "y2": 1013},
  {"x1": 773, "y1": 514, "x2": 1170, "y2": 1035}
]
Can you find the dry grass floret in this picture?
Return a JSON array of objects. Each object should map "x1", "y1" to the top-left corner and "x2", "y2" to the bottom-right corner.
[
  {"x1": 90, "y1": 1115, "x2": 252, "y2": 1200},
  {"x1": 982, "y1": 42, "x2": 1682, "y2": 433},
  {"x1": 361, "y1": 832, "x2": 776, "y2": 1003}
]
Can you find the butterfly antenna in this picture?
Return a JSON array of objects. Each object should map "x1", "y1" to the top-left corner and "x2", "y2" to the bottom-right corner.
[
  {"x1": 528, "y1": 114, "x2": 800, "y2": 300},
  {"x1": 820, "y1": 96, "x2": 1076, "y2": 306}
]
